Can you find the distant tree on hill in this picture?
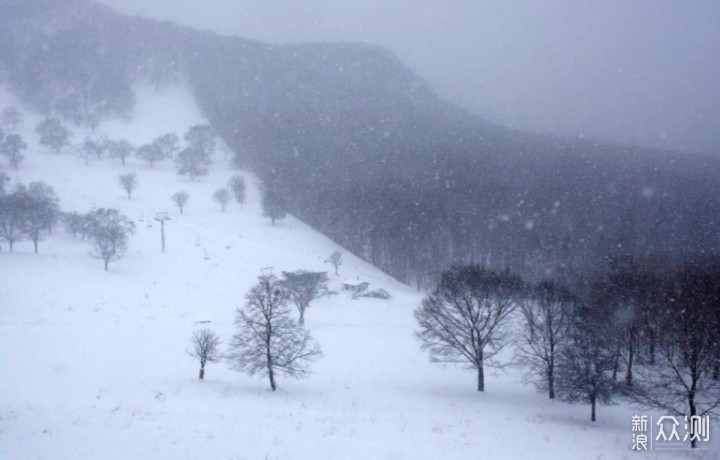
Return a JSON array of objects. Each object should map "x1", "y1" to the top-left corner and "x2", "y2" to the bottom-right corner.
[
  {"x1": 28, "y1": 181, "x2": 60, "y2": 232},
  {"x1": 0, "y1": 186, "x2": 27, "y2": 251},
  {"x1": 227, "y1": 273, "x2": 323, "y2": 391},
  {"x1": 175, "y1": 147, "x2": 210, "y2": 180},
  {"x1": 85, "y1": 208, "x2": 135, "y2": 271},
  {"x1": 36, "y1": 118, "x2": 71, "y2": 153},
  {"x1": 415, "y1": 265, "x2": 525, "y2": 391},
  {"x1": 515, "y1": 281, "x2": 577, "y2": 399},
  {"x1": 1, "y1": 107, "x2": 23, "y2": 131},
  {"x1": 261, "y1": 180, "x2": 287, "y2": 225},
  {"x1": 152, "y1": 133, "x2": 179, "y2": 159},
  {"x1": 119, "y1": 173, "x2": 137, "y2": 199},
  {"x1": 105, "y1": 139, "x2": 134, "y2": 165},
  {"x1": 228, "y1": 175, "x2": 246, "y2": 209},
  {"x1": 1, "y1": 134, "x2": 27, "y2": 169},
  {"x1": 63, "y1": 211, "x2": 85, "y2": 239},
  {"x1": 137, "y1": 143, "x2": 164, "y2": 168},
  {"x1": 187, "y1": 329, "x2": 221, "y2": 380},
  {"x1": 280, "y1": 270, "x2": 329, "y2": 325},
  {"x1": 78, "y1": 137, "x2": 105, "y2": 165},
  {"x1": 23, "y1": 181, "x2": 60, "y2": 252},
  {"x1": 213, "y1": 188, "x2": 231, "y2": 212},
  {"x1": 328, "y1": 250, "x2": 343, "y2": 276},
  {"x1": 184, "y1": 124, "x2": 216, "y2": 157},
  {"x1": 171, "y1": 191, "x2": 190, "y2": 214}
]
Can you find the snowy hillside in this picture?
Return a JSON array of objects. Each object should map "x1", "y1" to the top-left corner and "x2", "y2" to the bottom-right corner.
[{"x1": 0, "y1": 85, "x2": 715, "y2": 460}]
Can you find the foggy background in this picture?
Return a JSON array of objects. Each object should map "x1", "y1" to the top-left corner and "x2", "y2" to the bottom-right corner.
[{"x1": 96, "y1": 0, "x2": 720, "y2": 156}]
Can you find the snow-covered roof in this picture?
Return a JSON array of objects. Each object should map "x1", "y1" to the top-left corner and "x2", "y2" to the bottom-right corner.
[{"x1": 342, "y1": 279, "x2": 369, "y2": 287}]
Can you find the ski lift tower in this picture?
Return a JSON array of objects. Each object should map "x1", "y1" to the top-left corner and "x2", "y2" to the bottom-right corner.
[{"x1": 153, "y1": 212, "x2": 171, "y2": 252}]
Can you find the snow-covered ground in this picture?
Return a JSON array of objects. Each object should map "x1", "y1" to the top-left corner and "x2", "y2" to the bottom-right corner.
[{"x1": 0, "y1": 85, "x2": 717, "y2": 459}]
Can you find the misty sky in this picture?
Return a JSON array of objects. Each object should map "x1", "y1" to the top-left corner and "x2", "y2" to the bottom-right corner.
[{"x1": 97, "y1": 0, "x2": 720, "y2": 155}]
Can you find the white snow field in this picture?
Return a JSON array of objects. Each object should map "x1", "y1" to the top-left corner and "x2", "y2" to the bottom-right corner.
[{"x1": 0, "y1": 84, "x2": 717, "y2": 460}]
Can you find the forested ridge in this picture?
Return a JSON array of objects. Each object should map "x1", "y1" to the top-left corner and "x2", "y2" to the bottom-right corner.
[{"x1": 3, "y1": 0, "x2": 719, "y2": 287}]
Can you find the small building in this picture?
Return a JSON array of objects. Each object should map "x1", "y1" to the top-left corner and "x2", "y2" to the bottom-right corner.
[{"x1": 341, "y1": 279, "x2": 370, "y2": 294}]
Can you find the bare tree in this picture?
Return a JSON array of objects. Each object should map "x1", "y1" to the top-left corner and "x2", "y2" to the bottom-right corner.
[
  {"x1": 227, "y1": 273, "x2": 323, "y2": 391},
  {"x1": 80, "y1": 137, "x2": 106, "y2": 161},
  {"x1": 36, "y1": 118, "x2": 71, "y2": 153},
  {"x1": 1, "y1": 107, "x2": 23, "y2": 131},
  {"x1": 280, "y1": 270, "x2": 329, "y2": 325},
  {"x1": 152, "y1": 133, "x2": 180, "y2": 158},
  {"x1": 515, "y1": 281, "x2": 577, "y2": 399},
  {"x1": 228, "y1": 175, "x2": 246, "y2": 209},
  {"x1": 171, "y1": 191, "x2": 190, "y2": 214},
  {"x1": 213, "y1": 188, "x2": 231, "y2": 212},
  {"x1": 106, "y1": 139, "x2": 135, "y2": 165},
  {"x1": 86, "y1": 208, "x2": 135, "y2": 271},
  {"x1": 175, "y1": 147, "x2": 210, "y2": 180},
  {"x1": 184, "y1": 124, "x2": 216, "y2": 157},
  {"x1": 119, "y1": 173, "x2": 137, "y2": 199},
  {"x1": 23, "y1": 182, "x2": 60, "y2": 252},
  {"x1": 555, "y1": 306, "x2": 618, "y2": 422},
  {"x1": 328, "y1": 250, "x2": 343, "y2": 276},
  {"x1": 1, "y1": 134, "x2": 27, "y2": 169},
  {"x1": 63, "y1": 211, "x2": 84, "y2": 239},
  {"x1": 187, "y1": 329, "x2": 221, "y2": 380},
  {"x1": 137, "y1": 144, "x2": 164, "y2": 168},
  {"x1": 0, "y1": 186, "x2": 27, "y2": 251},
  {"x1": 415, "y1": 265, "x2": 525, "y2": 391},
  {"x1": 629, "y1": 266, "x2": 720, "y2": 447},
  {"x1": 261, "y1": 179, "x2": 287, "y2": 225}
]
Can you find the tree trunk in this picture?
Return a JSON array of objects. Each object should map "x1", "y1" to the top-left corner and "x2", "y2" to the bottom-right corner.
[
  {"x1": 298, "y1": 309, "x2": 305, "y2": 326},
  {"x1": 625, "y1": 339, "x2": 634, "y2": 386},
  {"x1": 689, "y1": 392, "x2": 697, "y2": 448},
  {"x1": 590, "y1": 393, "x2": 597, "y2": 422},
  {"x1": 267, "y1": 344, "x2": 276, "y2": 391},
  {"x1": 104, "y1": 259, "x2": 109, "y2": 271},
  {"x1": 612, "y1": 344, "x2": 621, "y2": 380},
  {"x1": 547, "y1": 366, "x2": 555, "y2": 399},
  {"x1": 199, "y1": 368, "x2": 205, "y2": 380},
  {"x1": 648, "y1": 332, "x2": 656, "y2": 365},
  {"x1": 9, "y1": 241, "x2": 13, "y2": 251},
  {"x1": 477, "y1": 363, "x2": 485, "y2": 392}
]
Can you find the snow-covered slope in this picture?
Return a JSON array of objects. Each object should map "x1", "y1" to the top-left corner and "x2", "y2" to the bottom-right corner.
[{"x1": 0, "y1": 85, "x2": 714, "y2": 460}]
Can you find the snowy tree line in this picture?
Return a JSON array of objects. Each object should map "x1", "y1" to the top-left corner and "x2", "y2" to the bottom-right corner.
[{"x1": 414, "y1": 260, "x2": 720, "y2": 445}]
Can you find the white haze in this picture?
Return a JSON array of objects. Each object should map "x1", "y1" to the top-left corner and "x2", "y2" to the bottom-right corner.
[{"x1": 97, "y1": 0, "x2": 720, "y2": 155}]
